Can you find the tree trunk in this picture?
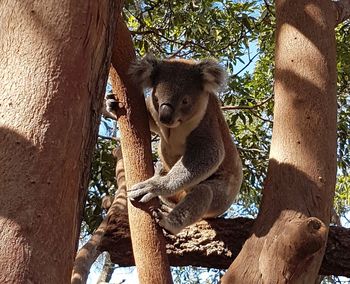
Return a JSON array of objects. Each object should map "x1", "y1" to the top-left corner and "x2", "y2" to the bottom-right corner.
[
  {"x1": 109, "y1": 18, "x2": 173, "y2": 284},
  {"x1": 222, "y1": 1, "x2": 337, "y2": 283},
  {"x1": 0, "y1": 1, "x2": 116, "y2": 283}
]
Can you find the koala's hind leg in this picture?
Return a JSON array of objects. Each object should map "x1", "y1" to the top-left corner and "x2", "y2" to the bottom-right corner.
[
  {"x1": 156, "y1": 184, "x2": 213, "y2": 235},
  {"x1": 158, "y1": 197, "x2": 175, "y2": 213},
  {"x1": 201, "y1": 177, "x2": 239, "y2": 218}
]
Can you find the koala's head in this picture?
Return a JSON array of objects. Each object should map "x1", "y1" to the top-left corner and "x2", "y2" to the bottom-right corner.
[{"x1": 129, "y1": 54, "x2": 226, "y2": 128}]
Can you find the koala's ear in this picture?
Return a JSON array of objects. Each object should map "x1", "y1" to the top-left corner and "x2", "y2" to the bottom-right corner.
[
  {"x1": 198, "y1": 59, "x2": 226, "y2": 93},
  {"x1": 129, "y1": 54, "x2": 159, "y2": 88}
]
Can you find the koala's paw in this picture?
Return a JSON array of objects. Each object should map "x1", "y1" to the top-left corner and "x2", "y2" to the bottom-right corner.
[
  {"x1": 150, "y1": 207, "x2": 167, "y2": 223},
  {"x1": 105, "y1": 94, "x2": 118, "y2": 114},
  {"x1": 151, "y1": 209, "x2": 182, "y2": 235},
  {"x1": 128, "y1": 177, "x2": 162, "y2": 203}
]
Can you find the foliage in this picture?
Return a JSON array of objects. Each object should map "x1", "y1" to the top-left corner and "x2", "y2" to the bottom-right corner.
[
  {"x1": 83, "y1": 0, "x2": 349, "y2": 282},
  {"x1": 334, "y1": 22, "x2": 350, "y2": 222},
  {"x1": 82, "y1": 136, "x2": 117, "y2": 235},
  {"x1": 172, "y1": 267, "x2": 224, "y2": 284}
]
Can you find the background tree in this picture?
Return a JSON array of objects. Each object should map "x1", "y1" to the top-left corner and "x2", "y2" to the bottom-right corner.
[
  {"x1": 0, "y1": 1, "x2": 117, "y2": 283},
  {"x1": 223, "y1": 0, "x2": 337, "y2": 281}
]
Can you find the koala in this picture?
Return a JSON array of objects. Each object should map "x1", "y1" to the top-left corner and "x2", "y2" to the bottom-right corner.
[{"x1": 107, "y1": 55, "x2": 243, "y2": 235}]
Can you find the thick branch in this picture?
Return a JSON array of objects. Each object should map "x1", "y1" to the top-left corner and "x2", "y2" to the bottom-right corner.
[
  {"x1": 333, "y1": 0, "x2": 350, "y2": 25},
  {"x1": 110, "y1": 17, "x2": 172, "y2": 283},
  {"x1": 100, "y1": 217, "x2": 350, "y2": 277}
]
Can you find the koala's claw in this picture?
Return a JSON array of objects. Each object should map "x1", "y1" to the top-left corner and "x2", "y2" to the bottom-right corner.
[
  {"x1": 150, "y1": 208, "x2": 172, "y2": 234},
  {"x1": 128, "y1": 178, "x2": 160, "y2": 202},
  {"x1": 150, "y1": 207, "x2": 167, "y2": 222},
  {"x1": 149, "y1": 207, "x2": 181, "y2": 235},
  {"x1": 150, "y1": 207, "x2": 161, "y2": 222},
  {"x1": 139, "y1": 192, "x2": 157, "y2": 203}
]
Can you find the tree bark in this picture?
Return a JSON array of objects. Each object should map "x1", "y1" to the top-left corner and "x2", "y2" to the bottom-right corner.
[
  {"x1": 100, "y1": 216, "x2": 350, "y2": 277},
  {"x1": 0, "y1": 1, "x2": 116, "y2": 283},
  {"x1": 109, "y1": 18, "x2": 173, "y2": 284},
  {"x1": 222, "y1": 1, "x2": 338, "y2": 283}
]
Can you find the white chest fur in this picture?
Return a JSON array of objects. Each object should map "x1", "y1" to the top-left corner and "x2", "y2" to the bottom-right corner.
[
  {"x1": 147, "y1": 94, "x2": 209, "y2": 167},
  {"x1": 160, "y1": 127, "x2": 187, "y2": 162}
]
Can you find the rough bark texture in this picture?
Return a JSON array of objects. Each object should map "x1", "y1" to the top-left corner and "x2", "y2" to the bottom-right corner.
[
  {"x1": 222, "y1": 1, "x2": 338, "y2": 283},
  {"x1": 100, "y1": 216, "x2": 350, "y2": 277},
  {"x1": 0, "y1": 1, "x2": 116, "y2": 283},
  {"x1": 109, "y1": 18, "x2": 173, "y2": 284}
]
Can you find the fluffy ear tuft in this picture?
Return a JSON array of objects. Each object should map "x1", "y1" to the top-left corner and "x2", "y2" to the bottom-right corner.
[
  {"x1": 198, "y1": 59, "x2": 226, "y2": 93},
  {"x1": 128, "y1": 54, "x2": 159, "y2": 88}
]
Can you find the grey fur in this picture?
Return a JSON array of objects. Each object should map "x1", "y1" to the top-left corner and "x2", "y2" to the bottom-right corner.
[{"x1": 108, "y1": 56, "x2": 243, "y2": 235}]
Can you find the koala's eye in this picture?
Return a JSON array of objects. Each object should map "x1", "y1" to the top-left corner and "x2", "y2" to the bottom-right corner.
[{"x1": 182, "y1": 97, "x2": 189, "y2": 105}]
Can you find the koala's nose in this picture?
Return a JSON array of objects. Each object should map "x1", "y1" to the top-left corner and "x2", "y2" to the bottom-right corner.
[{"x1": 159, "y1": 103, "x2": 174, "y2": 124}]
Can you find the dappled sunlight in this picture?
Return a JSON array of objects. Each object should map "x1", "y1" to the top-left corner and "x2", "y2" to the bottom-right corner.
[
  {"x1": 275, "y1": 0, "x2": 336, "y2": 58},
  {"x1": 270, "y1": 1, "x2": 337, "y2": 212},
  {"x1": 276, "y1": 24, "x2": 330, "y2": 92}
]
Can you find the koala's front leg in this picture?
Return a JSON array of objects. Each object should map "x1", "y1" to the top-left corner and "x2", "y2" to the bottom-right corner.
[
  {"x1": 128, "y1": 161, "x2": 168, "y2": 202},
  {"x1": 129, "y1": 134, "x2": 224, "y2": 203},
  {"x1": 128, "y1": 175, "x2": 168, "y2": 203},
  {"x1": 163, "y1": 132, "x2": 225, "y2": 192}
]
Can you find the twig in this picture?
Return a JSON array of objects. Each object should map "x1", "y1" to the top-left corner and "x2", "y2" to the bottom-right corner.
[
  {"x1": 237, "y1": 146, "x2": 266, "y2": 153},
  {"x1": 233, "y1": 52, "x2": 261, "y2": 77},
  {"x1": 167, "y1": 41, "x2": 191, "y2": 58},
  {"x1": 221, "y1": 96, "x2": 273, "y2": 111},
  {"x1": 263, "y1": 0, "x2": 273, "y2": 16},
  {"x1": 129, "y1": 28, "x2": 165, "y2": 36},
  {"x1": 98, "y1": 135, "x2": 119, "y2": 142},
  {"x1": 131, "y1": 27, "x2": 246, "y2": 55},
  {"x1": 250, "y1": 110, "x2": 273, "y2": 124}
]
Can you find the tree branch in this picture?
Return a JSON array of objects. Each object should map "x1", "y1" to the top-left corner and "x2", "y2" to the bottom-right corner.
[
  {"x1": 221, "y1": 96, "x2": 273, "y2": 111},
  {"x1": 333, "y1": 0, "x2": 350, "y2": 25},
  {"x1": 71, "y1": 145, "x2": 127, "y2": 284},
  {"x1": 233, "y1": 52, "x2": 261, "y2": 77},
  {"x1": 100, "y1": 216, "x2": 350, "y2": 277},
  {"x1": 98, "y1": 135, "x2": 119, "y2": 141},
  {"x1": 263, "y1": 0, "x2": 273, "y2": 16}
]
